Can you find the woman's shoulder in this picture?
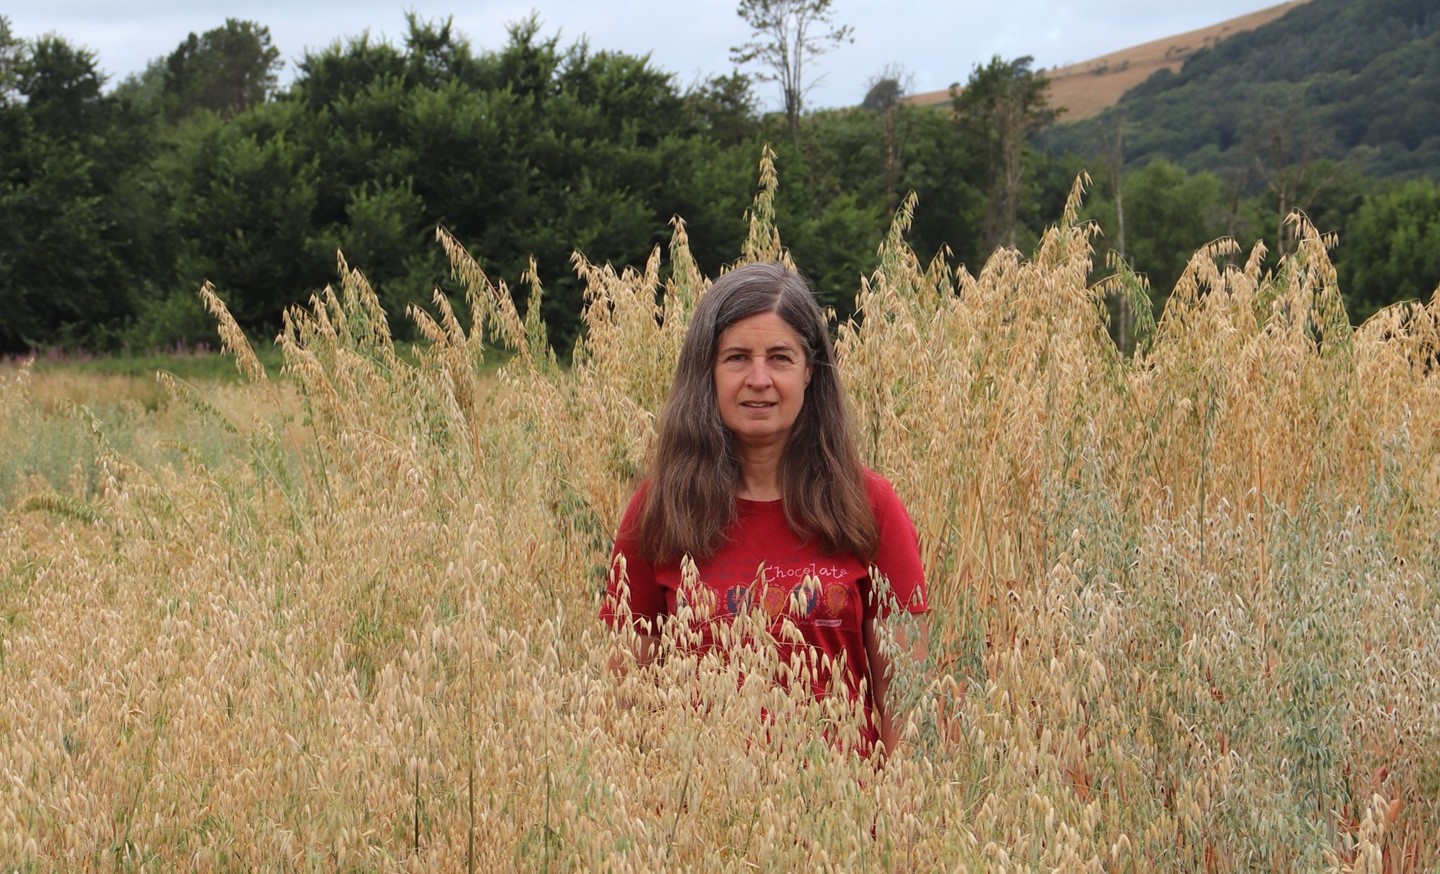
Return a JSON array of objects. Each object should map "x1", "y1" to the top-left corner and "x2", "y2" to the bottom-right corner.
[
  {"x1": 859, "y1": 467, "x2": 915, "y2": 521},
  {"x1": 628, "y1": 478, "x2": 654, "y2": 501},
  {"x1": 860, "y1": 467, "x2": 897, "y2": 501},
  {"x1": 617, "y1": 479, "x2": 653, "y2": 532}
]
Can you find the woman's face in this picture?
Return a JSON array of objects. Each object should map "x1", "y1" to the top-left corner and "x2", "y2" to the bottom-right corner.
[{"x1": 713, "y1": 311, "x2": 813, "y2": 452}]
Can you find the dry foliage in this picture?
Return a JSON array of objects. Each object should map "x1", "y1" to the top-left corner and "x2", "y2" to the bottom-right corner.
[{"x1": 2, "y1": 154, "x2": 1438, "y2": 871}]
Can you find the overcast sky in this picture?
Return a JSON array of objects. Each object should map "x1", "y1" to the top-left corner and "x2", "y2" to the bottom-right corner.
[{"x1": 8, "y1": 0, "x2": 1295, "y2": 110}]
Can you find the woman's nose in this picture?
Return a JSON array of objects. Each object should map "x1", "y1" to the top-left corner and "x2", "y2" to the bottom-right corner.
[{"x1": 745, "y1": 359, "x2": 772, "y2": 388}]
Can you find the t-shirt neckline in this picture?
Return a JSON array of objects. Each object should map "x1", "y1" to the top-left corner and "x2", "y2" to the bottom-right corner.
[{"x1": 735, "y1": 495, "x2": 784, "y2": 511}]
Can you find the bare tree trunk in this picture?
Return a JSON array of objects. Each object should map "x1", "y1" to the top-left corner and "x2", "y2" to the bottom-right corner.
[{"x1": 786, "y1": 89, "x2": 800, "y2": 143}]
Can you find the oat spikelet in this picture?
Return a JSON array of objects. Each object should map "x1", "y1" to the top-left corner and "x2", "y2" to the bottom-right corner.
[
  {"x1": 199, "y1": 281, "x2": 267, "y2": 382},
  {"x1": 742, "y1": 145, "x2": 785, "y2": 263},
  {"x1": 437, "y1": 226, "x2": 530, "y2": 361}
]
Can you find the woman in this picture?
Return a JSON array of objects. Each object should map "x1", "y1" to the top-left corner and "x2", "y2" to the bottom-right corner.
[{"x1": 601, "y1": 261, "x2": 929, "y2": 758}]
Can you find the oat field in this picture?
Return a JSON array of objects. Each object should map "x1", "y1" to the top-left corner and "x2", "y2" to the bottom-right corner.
[{"x1": 3, "y1": 163, "x2": 1438, "y2": 870}]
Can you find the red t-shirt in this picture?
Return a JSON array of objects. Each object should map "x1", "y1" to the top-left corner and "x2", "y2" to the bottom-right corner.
[{"x1": 600, "y1": 469, "x2": 928, "y2": 751}]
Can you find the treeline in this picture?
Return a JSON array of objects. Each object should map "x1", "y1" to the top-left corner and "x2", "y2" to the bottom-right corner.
[{"x1": 1, "y1": 12, "x2": 1438, "y2": 355}]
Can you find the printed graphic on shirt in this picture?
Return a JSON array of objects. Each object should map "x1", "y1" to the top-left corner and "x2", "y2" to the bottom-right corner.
[
  {"x1": 788, "y1": 575, "x2": 821, "y2": 618},
  {"x1": 725, "y1": 585, "x2": 750, "y2": 614},
  {"x1": 685, "y1": 556, "x2": 857, "y2": 630},
  {"x1": 824, "y1": 584, "x2": 849, "y2": 624},
  {"x1": 675, "y1": 574, "x2": 718, "y2": 620}
]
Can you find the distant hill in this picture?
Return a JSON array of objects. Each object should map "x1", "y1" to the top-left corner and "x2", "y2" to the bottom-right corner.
[
  {"x1": 1043, "y1": 0, "x2": 1440, "y2": 180},
  {"x1": 906, "y1": 2, "x2": 1308, "y2": 120}
]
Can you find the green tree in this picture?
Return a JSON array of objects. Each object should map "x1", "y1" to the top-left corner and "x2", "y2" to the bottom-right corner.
[
  {"x1": 1084, "y1": 159, "x2": 1227, "y2": 317},
  {"x1": 401, "y1": 12, "x2": 480, "y2": 89},
  {"x1": 1236, "y1": 89, "x2": 1339, "y2": 258},
  {"x1": 863, "y1": 66, "x2": 910, "y2": 216},
  {"x1": 167, "y1": 102, "x2": 326, "y2": 332},
  {"x1": 683, "y1": 72, "x2": 761, "y2": 148},
  {"x1": 730, "y1": 0, "x2": 853, "y2": 143},
  {"x1": 163, "y1": 19, "x2": 281, "y2": 120},
  {"x1": 290, "y1": 33, "x2": 407, "y2": 111},
  {"x1": 758, "y1": 116, "x2": 887, "y2": 318},
  {"x1": 0, "y1": 16, "x2": 22, "y2": 104},
  {"x1": 17, "y1": 35, "x2": 104, "y2": 138},
  {"x1": 316, "y1": 179, "x2": 434, "y2": 317},
  {"x1": 0, "y1": 17, "x2": 27, "y2": 173},
  {"x1": 892, "y1": 105, "x2": 986, "y2": 269},
  {"x1": 0, "y1": 145, "x2": 117, "y2": 350},
  {"x1": 952, "y1": 56, "x2": 1058, "y2": 255},
  {"x1": 112, "y1": 57, "x2": 167, "y2": 109},
  {"x1": 0, "y1": 30, "x2": 164, "y2": 352},
  {"x1": 270, "y1": 15, "x2": 719, "y2": 348},
  {"x1": 1335, "y1": 180, "x2": 1440, "y2": 323}
]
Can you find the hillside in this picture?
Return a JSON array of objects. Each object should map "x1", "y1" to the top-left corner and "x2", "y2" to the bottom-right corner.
[
  {"x1": 1044, "y1": 0, "x2": 1440, "y2": 180},
  {"x1": 906, "y1": 2, "x2": 1308, "y2": 120}
]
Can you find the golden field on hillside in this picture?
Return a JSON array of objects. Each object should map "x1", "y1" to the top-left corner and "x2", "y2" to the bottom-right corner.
[
  {"x1": 2, "y1": 163, "x2": 1438, "y2": 870},
  {"x1": 909, "y1": 1, "x2": 1310, "y2": 120}
]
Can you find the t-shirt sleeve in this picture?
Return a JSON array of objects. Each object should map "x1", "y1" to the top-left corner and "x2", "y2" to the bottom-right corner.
[
  {"x1": 599, "y1": 483, "x2": 666, "y2": 634},
  {"x1": 864, "y1": 471, "x2": 929, "y2": 619}
]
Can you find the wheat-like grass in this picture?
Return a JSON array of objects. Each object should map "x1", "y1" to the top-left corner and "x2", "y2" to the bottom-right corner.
[{"x1": 1, "y1": 158, "x2": 1437, "y2": 870}]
